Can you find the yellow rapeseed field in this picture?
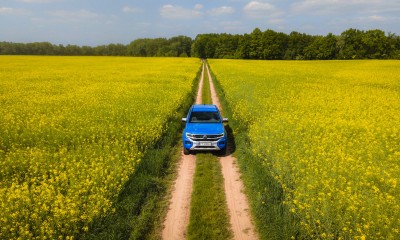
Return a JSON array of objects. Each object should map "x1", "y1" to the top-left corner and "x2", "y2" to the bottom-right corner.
[
  {"x1": 209, "y1": 59, "x2": 400, "y2": 239},
  {"x1": 0, "y1": 56, "x2": 200, "y2": 239}
]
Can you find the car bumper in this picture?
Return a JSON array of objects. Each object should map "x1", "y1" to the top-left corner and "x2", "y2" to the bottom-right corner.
[{"x1": 183, "y1": 138, "x2": 227, "y2": 151}]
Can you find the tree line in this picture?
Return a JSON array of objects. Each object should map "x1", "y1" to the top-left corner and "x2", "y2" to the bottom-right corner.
[
  {"x1": 0, "y1": 36, "x2": 192, "y2": 57},
  {"x1": 1, "y1": 28, "x2": 400, "y2": 59}
]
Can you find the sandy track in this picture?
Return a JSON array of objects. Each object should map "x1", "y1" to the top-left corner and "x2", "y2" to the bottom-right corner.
[
  {"x1": 162, "y1": 63, "x2": 204, "y2": 240},
  {"x1": 162, "y1": 153, "x2": 196, "y2": 240},
  {"x1": 195, "y1": 63, "x2": 204, "y2": 104},
  {"x1": 206, "y1": 64, "x2": 258, "y2": 240}
]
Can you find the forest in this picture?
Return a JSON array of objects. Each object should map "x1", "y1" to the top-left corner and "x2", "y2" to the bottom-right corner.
[{"x1": 1, "y1": 28, "x2": 400, "y2": 60}]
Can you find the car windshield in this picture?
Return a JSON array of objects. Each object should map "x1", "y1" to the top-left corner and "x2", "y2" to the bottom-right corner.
[{"x1": 189, "y1": 111, "x2": 221, "y2": 123}]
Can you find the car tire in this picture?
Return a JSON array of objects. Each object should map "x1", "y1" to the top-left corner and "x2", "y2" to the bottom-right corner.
[
  {"x1": 219, "y1": 147, "x2": 227, "y2": 156},
  {"x1": 183, "y1": 147, "x2": 190, "y2": 155}
]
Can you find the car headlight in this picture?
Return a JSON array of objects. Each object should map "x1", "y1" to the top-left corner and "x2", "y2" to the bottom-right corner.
[
  {"x1": 186, "y1": 133, "x2": 193, "y2": 138},
  {"x1": 217, "y1": 133, "x2": 224, "y2": 138}
]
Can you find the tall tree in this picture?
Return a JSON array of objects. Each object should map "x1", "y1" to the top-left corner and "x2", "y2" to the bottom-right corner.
[
  {"x1": 261, "y1": 29, "x2": 288, "y2": 59},
  {"x1": 168, "y1": 36, "x2": 192, "y2": 57},
  {"x1": 249, "y1": 28, "x2": 263, "y2": 59},
  {"x1": 191, "y1": 34, "x2": 209, "y2": 58},
  {"x1": 214, "y1": 34, "x2": 239, "y2": 59},
  {"x1": 284, "y1": 31, "x2": 314, "y2": 59},
  {"x1": 337, "y1": 28, "x2": 365, "y2": 59},
  {"x1": 236, "y1": 34, "x2": 251, "y2": 59},
  {"x1": 362, "y1": 29, "x2": 389, "y2": 59},
  {"x1": 304, "y1": 33, "x2": 337, "y2": 60},
  {"x1": 191, "y1": 34, "x2": 218, "y2": 58},
  {"x1": 387, "y1": 32, "x2": 400, "y2": 59}
]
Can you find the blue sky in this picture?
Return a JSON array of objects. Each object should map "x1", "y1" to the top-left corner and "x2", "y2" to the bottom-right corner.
[{"x1": 1, "y1": 0, "x2": 400, "y2": 46}]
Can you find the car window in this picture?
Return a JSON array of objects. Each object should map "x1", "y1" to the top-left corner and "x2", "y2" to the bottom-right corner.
[{"x1": 189, "y1": 111, "x2": 221, "y2": 123}]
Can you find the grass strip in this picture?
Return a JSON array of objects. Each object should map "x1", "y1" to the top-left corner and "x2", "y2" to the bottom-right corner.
[
  {"x1": 81, "y1": 64, "x2": 202, "y2": 240},
  {"x1": 187, "y1": 62, "x2": 231, "y2": 240},
  {"x1": 187, "y1": 153, "x2": 232, "y2": 240},
  {"x1": 201, "y1": 65, "x2": 212, "y2": 104},
  {"x1": 208, "y1": 62, "x2": 300, "y2": 240}
]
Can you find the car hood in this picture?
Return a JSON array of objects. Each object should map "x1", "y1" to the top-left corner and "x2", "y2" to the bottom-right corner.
[{"x1": 185, "y1": 123, "x2": 224, "y2": 134}]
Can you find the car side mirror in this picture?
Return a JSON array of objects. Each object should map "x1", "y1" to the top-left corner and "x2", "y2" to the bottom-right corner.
[
  {"x1": 222, "y1": 118, "x2": 228, "y2": 122},
  {"x1": 182, "y1": 118, "x2": 187, "y2": 122}
]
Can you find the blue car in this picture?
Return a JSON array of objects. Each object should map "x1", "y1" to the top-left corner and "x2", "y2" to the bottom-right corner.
[{"x1": 182, "y1": 104, "x2": 228, "y2": 155}]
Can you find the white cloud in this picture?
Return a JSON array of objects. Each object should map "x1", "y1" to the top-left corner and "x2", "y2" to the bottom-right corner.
[
  {"x1": 352, "y1": 14, "x2": 390, "y2": 24},
  {"x1": 0, "y1": 7, "x2": 15, "y2": 14},
  {"x1": 368, "y1": 15, "x2": 385, "y2": 21},
  {"x1": 208, "y1": 6, "x2": 235, "y2": 16},
  {"x1": 291, "y1": 0, "x2": 400, "y2": 16},
  {"x1": 48, "y1": 9, "x2": 99, "y2": 21},
  {"x1": 160, "y1": 4, "x2": 203, "y2": 19},
  {"x1": 0, "y1": 7, "x2": 30, "y2": 15},
  {"x1": 291, "y1": 0, "x2": 355, "y2": 15},
  {"x1": 244, "y1": 1, "x2": 283, "y2": 19},
  {"x1": 244, "y1": 1, "x2": 275, "y2": 11},
  {"x1": 219, "y1": 20, "x2": 246, "y2": 32},
  {"x1": 194, "y1": 4, "x2": 203, "y2": 10},
  {"x1": 268, "y1": 18, "x2": 285, "y2": 25},
  {"x1": 17, "y1": 0, "x2": 59, "y2": 3},
  {"x1": 122, "y1": 6, "x2": 141, "y2": 13}
]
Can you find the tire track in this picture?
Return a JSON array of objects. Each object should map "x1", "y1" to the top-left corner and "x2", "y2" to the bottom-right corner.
[
  {"x1": 206, "y1": 64, "x2": 258, "y2": 240},
  {"x1": 162, "y1": 63, "x2": 204, "y2": 240}
]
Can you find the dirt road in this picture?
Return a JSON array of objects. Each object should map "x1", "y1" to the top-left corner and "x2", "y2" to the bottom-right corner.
[{"x1": 162, "y1": 62, "x2": 257, "y2": 240}]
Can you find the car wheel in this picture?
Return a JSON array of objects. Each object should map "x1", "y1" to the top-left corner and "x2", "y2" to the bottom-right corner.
[
  {"x1": 219, "y1": 147, "x2": 227, "y2": 156},
  {"x1": 183, "y1": 147, "x2": 190, "y2": 155}
]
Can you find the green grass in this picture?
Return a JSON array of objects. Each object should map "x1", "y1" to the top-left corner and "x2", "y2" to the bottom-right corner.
[
  {"x1": 187, "y1": 153, "x2": 232, "y2": 240},
  {"x1": 201, "y1": 67, "x2": 212, "y2": 104}
]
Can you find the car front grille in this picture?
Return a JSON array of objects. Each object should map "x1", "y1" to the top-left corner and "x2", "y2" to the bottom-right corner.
[{"x1": 188, "y1": 134, "x2": 223, "y2": 141}]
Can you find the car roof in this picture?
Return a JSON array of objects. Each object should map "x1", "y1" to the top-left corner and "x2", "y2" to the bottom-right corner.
[{"x1": 191, "y1": 104, "x2": 218, "y2": 112}]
